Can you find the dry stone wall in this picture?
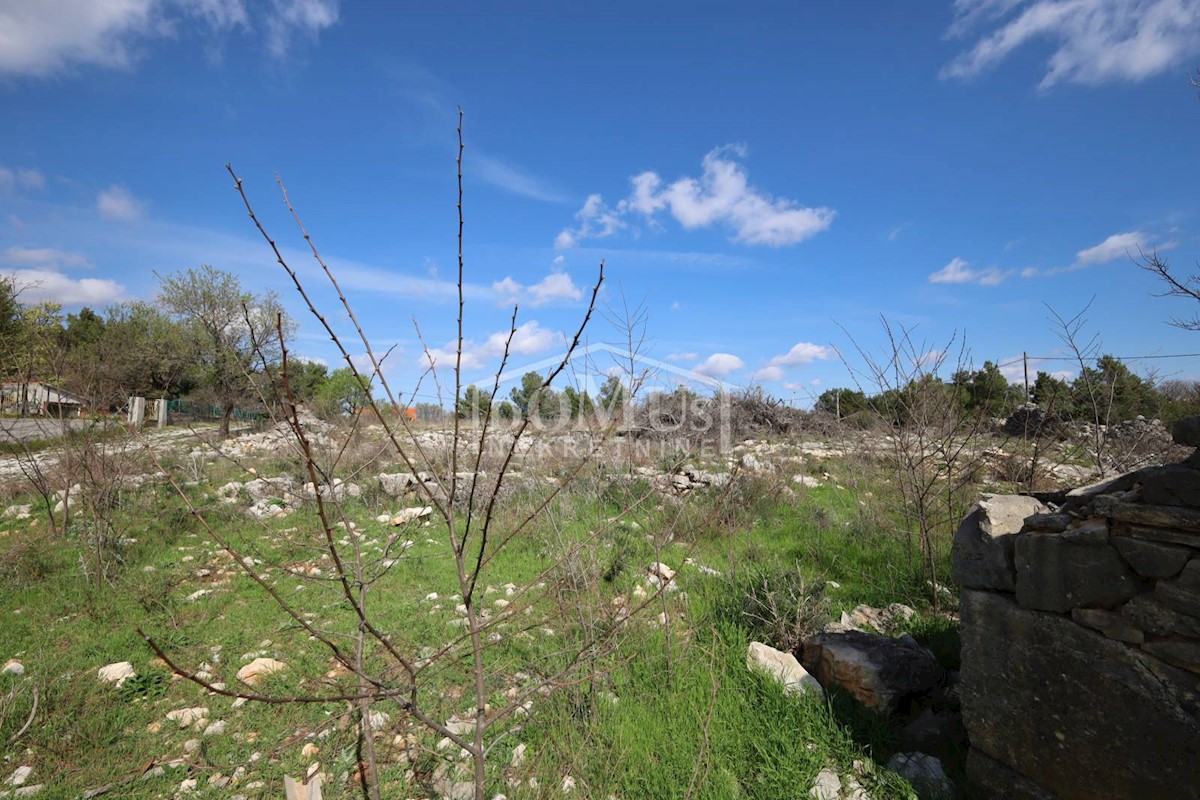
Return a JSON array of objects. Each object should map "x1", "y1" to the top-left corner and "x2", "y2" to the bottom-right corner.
[{"x1": 951, "y1": 418, "x2": 1200, "y2": 800}]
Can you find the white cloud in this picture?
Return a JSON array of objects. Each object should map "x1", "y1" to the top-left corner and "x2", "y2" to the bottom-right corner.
[
  {"x1": 943, "y1": 0, "x2": 1200, "y2": 88},
  {"x1": 693, "y1": 352, "x2": 745, "y2": 378},
  {"x1": 2, "y1": 246, "x2": 93, "y2": 270},
  {"x1": 474, "y1": 153, "x2": 568, "y2": 203},
  {"x1": 1073, "y1": 230, "x2": 1145, "y2": 267},
  {"x1": 928, "y1": 256, "x2": 1011, "y2": 286},
  {"x1": 768, "y1": 341, "x2": 835, "y2": 367},
  {"x1": 265, "y1": 0, "x2": 337, "y2": 56},
  {"x1": 96, "y1": 185, "x2": 145, "y2": 222},
  {"x1": 4, "y1": 268, "x2": 124, "y2": 306},
  {"x1": 292, "y1": 354, "x2": 328, "y2": 367},
  {"x1": 670, "y1": 301, "x2": 681, "y2": 310},
  {"x1": 0, "y1": 0, "x2": 337, "y2": 76},
  {"x1": 1021, "y1": 266, "x2": 1040, "y2": 277},
  {"x1": 422, "y1": 321, "x2": 563, "y2": 372},
  {"x1": 888, "y1": 223, "x2": 909, "y2": 241},
  {"x1": 556, "y1": 145, "x2": 835, "y2": 249},
  {"x1": 750, "y1": 365, "x2": 786, "y2": 382},
  {"x1": 666, "y1": 352, "x2": 698, "y2": 362},
  {"x1": 491, "y1": 271, "x2": 583, "y2": 307},
  {"x1": 0, "y1": 167, "x2": 46, "y2": 193},
  {"x1": 552, "y1": 254, "x2": 564, "y2": 266}
]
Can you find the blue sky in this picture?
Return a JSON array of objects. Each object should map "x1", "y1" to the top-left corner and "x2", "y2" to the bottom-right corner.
[{"x1": 4, "y1": 0, "x2": 1200, "y2": 405}]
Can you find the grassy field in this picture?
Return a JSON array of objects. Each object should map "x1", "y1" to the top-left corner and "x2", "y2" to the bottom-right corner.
[{"x1": 0, "y1": 440, "x2": 963, "y2": 799}]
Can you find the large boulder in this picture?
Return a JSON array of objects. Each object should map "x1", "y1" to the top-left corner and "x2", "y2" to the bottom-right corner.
[
  {"x1": 800, "y1": 630, "x2": 944, "y2": 715},
  {"x1": 952, "y1": 494, "x2": 1047, "y2": 591},
  {"x1": 959, "y1": 589, "x2": 1200, "y2": 800}
]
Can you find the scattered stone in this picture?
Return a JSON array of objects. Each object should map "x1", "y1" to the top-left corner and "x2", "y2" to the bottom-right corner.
[
  {"x1": 97, "y1": 662, "x2": 135, "y2": 687},
  {"x1": 510, "y1": 743, "x2": 526, "y2": 768},
  {"x1": 746, "y1": 641, "x2": 824, "y2": 699},
  {"x1": 183, "y1": 739, "x2": 200, "y2": 754},
  {"x1": 390, "y1": 506, "x2": 433, "y2": 526},
  {"x1": 236, "y1": 658, "x2": 287, "y2": 686},
  {"x1": 2, "y1": 660, "x2": 23, "y2": 676},
  {"x1": 801, "y1": 630, "x2": 943, "y2": 715},
  {"x1": 647, "y1": 562, "x2": 676, "y2": 583},
  {"x1": 840, "y1": 603, "x2": 915, "y2": 634},
  {"x1": 808, "y1": 768, "x2": 841, "y2": 800},
  {"x1": 793, "y1": 475, "x2": 823, "y2": 488},
  {"x1": 886, "y1": 752, "x2": 951, "y2": 798},
  {"x1": 203, "y1": 719, "x2": 226, "y2": 736},
  {"x1": 166, "y1": 707, "x2": 208, "y2": 728},
  {"x1": 7, "y1": 767, "x2": 32, "y2": 787}
]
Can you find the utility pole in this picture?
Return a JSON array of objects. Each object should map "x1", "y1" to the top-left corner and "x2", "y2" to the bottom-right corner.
[{"x1": 1023, "y1": 352, "x2": 1030, "y2": 402}]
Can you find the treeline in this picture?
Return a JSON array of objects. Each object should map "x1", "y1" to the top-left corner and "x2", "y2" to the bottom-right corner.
[
  {"x1": 814, "y1": 358, "x2": 1200, "y2": 427},
  {"x1": 455, "y1": 372, "x2": 628, "y2": 421}
]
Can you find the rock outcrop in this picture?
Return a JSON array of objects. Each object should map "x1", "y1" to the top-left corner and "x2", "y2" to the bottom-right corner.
[{"x1": 952, "y1": 416, "x2": 1200, "y2": 799}]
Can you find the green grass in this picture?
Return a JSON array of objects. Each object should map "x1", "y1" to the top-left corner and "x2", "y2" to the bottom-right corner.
[{"x1": 0, "y1": 458, "x2": 959, "y2": 799}]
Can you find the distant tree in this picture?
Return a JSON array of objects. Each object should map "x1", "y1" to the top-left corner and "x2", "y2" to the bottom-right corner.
[
  {"x1": 157, "y1": 265, "x2": 292, "y2": 437},
  {"x1": 598, "y1": 374, "x2": 628, "y2": 414},
  {"x1": 1072, "y1": 354, "x2": 1159, "y2": 423},
  {"x1": 815, "y1": 387, "x2": 870, "y2": 419},
  {"x1": 288, "y1": 359, "x2": 330, "y2": 404},
  {"x1": 414, "y1": 402, "x2": 447, "y2": 423},
  {"x1": 456, "y1": 384, "x2": 491, "y2": 420},
  {"x1": 315, "y1": 367, "x2": 370, "y2": 417},
  {"x1": 509, "y1": 371, "x2": 543, "y2": 416},
  {"x1": 1030, "y1": 371, "x2": 1071, "y2": 413},
  {"x1": 955, "y1": 360, "x2": 1014, "y2": 416},
  {"x1": 497, "y1": 400, "x2": 516, "y2": 421}
]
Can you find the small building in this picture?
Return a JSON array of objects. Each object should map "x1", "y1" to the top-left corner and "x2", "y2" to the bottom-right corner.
[{"x1": 0, "y1": 382, "x2": 85, "y2": 417}]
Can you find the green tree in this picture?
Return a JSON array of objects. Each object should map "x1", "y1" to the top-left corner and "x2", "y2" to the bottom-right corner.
[
  {"x1": 314, "y1": 367, "x2": 370, "y2": 417},
  {"x1": 598, "y1": 375, "x2": 628, "y2": 414},
  {"x1": 956, "y1": 360, "x2": 1013, "y2": 416},
  {"x1": 815, "y1": 387, "x2": 870, "y2": 419},
  {"x1": 157, "y1": 265, "x2": 292, "y2": 437},
  {"x1": 456, "y1": 384, "x2": 492, "y2": 420},
  {"x1": 1030, "y1": 371, "x2": 1071, "y2": 414},
  {"x1": 1072, "y1": 355, "x2": 1159, "y2": 424},
  {"x1": 62, "y1": 307, "x2": 106, "y2": 350}
]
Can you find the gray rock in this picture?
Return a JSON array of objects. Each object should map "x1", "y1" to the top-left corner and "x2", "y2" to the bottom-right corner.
[
  {"x1": 1120, "y1": 595, "x2": 1200, "y2": 638},
  {"x1": 1154, "y1": 579, "x2": 1200, "y2": 619},
  {"x1": 808, "y1": 768, "x2": 841, "y2": 800},
  {"x1": 1172, "y1": 415, "x2": 1200, "y2": 448},
  {"x1": 800, "y1": 630, "x2": 944, "y2": 715},
  {"x1": 965, "y1": 749, "x2": 1056, "y2": 800},
  {"x1": 952, "y1": 494, "x2": 1047, "y2": 591},
  {"x1": 1112, "y1": 537, "x2": 1190, "y2": 578},
  {"x1": 1014, "y1": 534, "x2": 1138, "y2": 612},
  {"x1": 959, "y1": 589, "x2": 1200, "y2": 800},
  {"x1": 1071, "y1": 607, "x2": 1145, "y2": 644},
  {"x1": 1142, "y1": 466, "x2": 1200, "y2": 508},
  {"x1": 746, "y1": 641, "x2": 823, "y2": 699},
  {"x1": 1142, "y1": 641, "x2": 1200, "y2": 674}
]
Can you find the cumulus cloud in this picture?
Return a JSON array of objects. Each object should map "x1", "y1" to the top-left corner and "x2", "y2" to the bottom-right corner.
[
  {"x1": 96, "y1": 185, "x2": 145, "y2": 222},
  {"x1": 942, "y1": 0, "x2": 1200, "y2": 88},
  {"x1": 422, "y1": 321, "x2": 564, "y2": 372},
  {"x1": 768, "y1": 341, "x2": 835, "y2": 367},
  {"x1": 2, "y1": 246, "x2": 92, "y2": 270},
  {"x1": 693, "y1": 352, "x2": 745, "y2": 378},
  {"x1": 928, "y1": 256, "x2": 1011, "y2": 286},
  {"x1": 555, "y1": 145, "x2": 834, "y2": 249},
  {"x1": 491, "y1": 271, "x2": 583, "y2": 307},
  {"x1": 0, "y1": 0, "x2": 337, "y2": 76},
  {"x1": 4, "y1": 268, "x2": 124, "y2": 306},
  {"x1": 750, "y1": 365, "x2": 786, "y2": 382}
]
